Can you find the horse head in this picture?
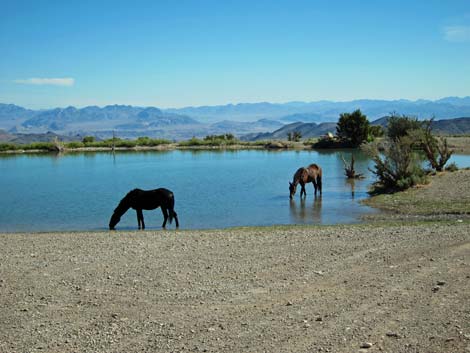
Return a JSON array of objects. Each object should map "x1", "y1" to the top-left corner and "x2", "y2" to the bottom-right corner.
[
  {"x1": 289, "y1": 182, "x2": 297, "y2": 199},
  {"x1": 109, "y1": 212, "x2": 120, "y2": 230}
]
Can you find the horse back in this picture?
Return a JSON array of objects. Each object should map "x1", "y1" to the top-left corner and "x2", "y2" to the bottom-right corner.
[{"x1": 307, "y1": 164, "x2": 322, "y2": 178}]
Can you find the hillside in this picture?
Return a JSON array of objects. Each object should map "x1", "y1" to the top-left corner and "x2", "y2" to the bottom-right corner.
[
  {"x1": 241, "y1": 122, "x2": 337, "y2": 141},
  {"x1": 2, "y1": 99, "x2": 470, "y2": 141},
  {"x1": 371, "y1": 116, "x2": 470, "y2": 135},
  {"x1": 167, "y1": 97, "x2": 470, "y2": 122}
]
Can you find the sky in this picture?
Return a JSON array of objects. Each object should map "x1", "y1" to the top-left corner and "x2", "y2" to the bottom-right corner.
[{"x1": 0, "y1": 0, "x2": 469, "y2": 109}]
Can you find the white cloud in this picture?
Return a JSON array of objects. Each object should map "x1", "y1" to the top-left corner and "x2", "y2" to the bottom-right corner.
[
  {"x1": 14, "y1": 77, "x2": 75, "y2": 86},
  {"x1": 443, "y1": 25, "x2": 470, "y2": 42}
]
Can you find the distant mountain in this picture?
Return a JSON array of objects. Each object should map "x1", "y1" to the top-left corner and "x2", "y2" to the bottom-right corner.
[
  {"x1": 0, "y1": 129, "x2": 15, "y2": 142},
  {"x1": 3, "y1": 131, "x2": 80, "y2": 145},
  {"x1": 2, "y1": 98, "x2": 470, "y2": 141},
  {"x1": 241, "y1": 122, "x2": 337, "y2": 141},
  {"x1": 210, "y1": 119, "x2": 283, "y2": 133},
  {"x1": 18, "y1": 105, "x2": 199, "y2": 132},
  {"x1": 431, "y1": 117, "x2": 470, "y2": 134},
  {"x1": 0, "y1": 104, "x2": 36, "y2": 130},
  {"x1": 435, "y1": 97, "x2": 470, "y2": 106},
  {"x1": 167, "y1": 97, "x2": 470, "y2": 123},
  {"x1": 242, "y1": 116, "x2": 470, "y2": 141},
  {"x1": 371, "y1": 116, "x2": 470, "y2": 135},
  {"x1": 280, "y1": 113, "x2": 330, "y2": 123}
]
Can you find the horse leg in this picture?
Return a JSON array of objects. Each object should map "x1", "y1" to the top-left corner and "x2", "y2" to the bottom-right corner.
[
  {"x1": 171, "y1": 210, "x2": 179, "y2": 228},
  {"x1": 313, "y1": 180, "x2": 318, "y2": 196},
  {"x1": 300, "y1": 183, "x2": 306, "y2": 198},
  {"x1": 136, "y1": 209, "x2": 145, "y2": 230},
  {"x1": 136, "y1": 209, "x2": 141, "y2": 229},
  {"x1": 161, "y1": 207, "x2": 169, "y2": 228}
]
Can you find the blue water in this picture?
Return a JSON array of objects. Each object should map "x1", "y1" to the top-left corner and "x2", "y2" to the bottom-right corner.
[{"x1": 0, "y1": 150, "x2": 468, "y2": 232}]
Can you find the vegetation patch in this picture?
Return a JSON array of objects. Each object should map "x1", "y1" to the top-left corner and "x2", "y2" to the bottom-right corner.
[{"x1": 364, "y1": 169, "x2": 470, "y2": 216}]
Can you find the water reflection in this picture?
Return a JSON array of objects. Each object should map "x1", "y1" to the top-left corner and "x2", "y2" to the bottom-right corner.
[
  {"x1": 346, "y1": 179, "x2": 356, "y2": 199},
  {"x1": 289, "y1": 196, "x2": 322, "y2": 224}
]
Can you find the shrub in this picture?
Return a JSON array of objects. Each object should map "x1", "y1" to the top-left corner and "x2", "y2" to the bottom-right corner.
[
  {"x1": 417, "y1": 119, "x2": 453, "y2": 172},
  {"x1": 22, "y1": 142, "x2": 57, "y2": 151},
  {"x1": 287, "y1": 131, "x2": 302, "y2": 142},
  {"x1": 364, "y1": 136, "x2": 427, "y2": 192},
  {"x1": 0, "y1": 143, "x2": 17, "y2": 152},
  {"x1": 369, "y1": 125, "x2": 384, "y2": 138},
  {"x1": 66, "y1": 141, "x2": 85, "y2": 148},
  {"x1": 82, "y1": 136, "x2": 95, "y2": 144},
  {"x1": 386, "y1": 114, "x2": 422, "y2": 141},
  {"x1": 445, "y1": 162, "x2": 458, "y2": 172}
]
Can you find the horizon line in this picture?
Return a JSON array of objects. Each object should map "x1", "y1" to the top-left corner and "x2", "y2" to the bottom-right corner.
[{"x1": 2, "y1": 95, "x2": 470, "y2": 111}]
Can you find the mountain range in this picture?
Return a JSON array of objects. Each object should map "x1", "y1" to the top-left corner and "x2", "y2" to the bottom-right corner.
[{"x1": 1, "y1": 97, "x2": 470, "y2": 141}]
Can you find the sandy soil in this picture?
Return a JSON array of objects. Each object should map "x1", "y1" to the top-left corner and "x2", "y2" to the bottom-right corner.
[{"x1": 1, "y1": 223, "x2": 469, "y2": 353}]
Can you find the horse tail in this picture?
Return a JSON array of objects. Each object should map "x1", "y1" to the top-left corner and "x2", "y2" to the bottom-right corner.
[
  {"x1": 167, "y1": 191, "x2": 176, "y2": 224},
  {"x1": 316, "y1": 167, "x2": 322, "y2": 193}
]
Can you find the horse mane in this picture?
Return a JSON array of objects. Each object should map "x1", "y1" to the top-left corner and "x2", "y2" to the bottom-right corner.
[
  {"x1": 308, "y1": 163, "x2": 320, "y2": 170},
  {"x1": 113, "y1": 189, "x2": 139, "y2": 215},
  {"x1": 292, "y1": 167, "x2": 306, "y2": 185}
]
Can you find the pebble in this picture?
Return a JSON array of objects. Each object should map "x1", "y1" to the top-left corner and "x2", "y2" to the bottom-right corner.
[
  {"x1": 437, "y1": 280, "x2": 446, "y2": 286},
  {"x1": 286, "y1": 301, "x2": 293, "y2": 306},
  {"x1": 360, "y1": 342, "x2": 373, "y2": 348},
  {"x1": 386, "y1": 332, "x2": 401, "y2": 338}
]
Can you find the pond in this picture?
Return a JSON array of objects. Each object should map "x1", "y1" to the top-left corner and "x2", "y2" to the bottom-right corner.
[{"x1": 0, "y1": 150, "x2": 469, "y2": 232}]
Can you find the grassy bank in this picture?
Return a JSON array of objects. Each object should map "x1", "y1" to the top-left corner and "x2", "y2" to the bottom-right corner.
[{"x1": 363, "y1": 168, "x2": 470, "y2": 218}]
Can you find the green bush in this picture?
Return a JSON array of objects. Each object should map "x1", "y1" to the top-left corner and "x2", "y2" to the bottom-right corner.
[
  {"x1": 445, "y1": 162, "x2": 458, "y2": 172},
  {"x1": 386, "y1": 114, "x2": 423, "y2": 141},
  {"x1": 66, "y1": 141, "x2": 85, "y2": 148},
  {"x1": 313, "y1": 139, "x2": 352, "y2": 149},
  {"x1": 369, "y1": 125, "x2": 384, "y2": 138},
  {"x1": 179, "y1": 135, "x2": 240, "y2": 147},
  {"x1": 365, "y1": 136, "x2": 427, "y2": 192},
  {"x1": 136, "y1": 136, "x2": 171, "y2": 146},
  {"x1": 0, "y1": 143, "x2": 18, "y2": 151},
  {"x1": 82, "y1": 136, "x2": 95, "y2": 143},
  {"x1": 22, "y1": 142, "x2": 57, "y2": 151}
]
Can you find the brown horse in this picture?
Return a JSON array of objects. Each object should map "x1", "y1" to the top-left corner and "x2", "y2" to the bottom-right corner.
[{"x1": 289, "y1": 164, "x2": 322, "y2": 199}]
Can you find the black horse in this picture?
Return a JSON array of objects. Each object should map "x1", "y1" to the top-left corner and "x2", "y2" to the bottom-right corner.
[{"x1": 109, "y1": 188, "x2": 179, "y2": 230}]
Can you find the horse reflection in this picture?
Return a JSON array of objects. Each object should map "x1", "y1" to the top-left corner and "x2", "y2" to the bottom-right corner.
[{"x1": 289, "y1": 196, "x2": 322, "y2": 224}]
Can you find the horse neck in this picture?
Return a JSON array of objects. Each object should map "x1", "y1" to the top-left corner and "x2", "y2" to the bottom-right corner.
[
  {"x1": 113, "y1": 196, "x2": 132, "y2": 217},
  {"x1": 292, "y1": 174, "x2": 301, "y2": 186}
]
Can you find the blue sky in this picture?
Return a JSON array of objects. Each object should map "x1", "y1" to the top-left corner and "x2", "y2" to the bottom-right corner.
[{"x1": 0, "y1": 0, "x2": 469, "y2": 109}]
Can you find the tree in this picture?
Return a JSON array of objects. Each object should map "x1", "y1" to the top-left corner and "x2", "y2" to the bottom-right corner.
[
  {"x1": 340, "y1": 154, "x2": 364, "y2": 179},
  {"x1": 386, "y1": 114, "x2": 422, "y2": 141},
  {"x1": 369, "y1": 125, "x2": 384, "y2": 138},
  {"x1": 415, "y1": 119, "x2": 453, "y2": 172},
  {"x1": 82, "y1": 136, "x2": 95, "y2": 144},
  {"x1": 336, "y1": 109, "x2": 370, "y2": 147}
]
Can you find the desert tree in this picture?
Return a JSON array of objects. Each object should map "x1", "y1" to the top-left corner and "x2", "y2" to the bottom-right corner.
[{"x1": 336, "y1": 109, "x2": 370, "y2": 147}]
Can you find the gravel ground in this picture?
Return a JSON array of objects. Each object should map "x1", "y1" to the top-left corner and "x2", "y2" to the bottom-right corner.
[{"x1": 1, "y1": 223, "x2": 469, "y2": 353}]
